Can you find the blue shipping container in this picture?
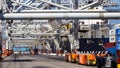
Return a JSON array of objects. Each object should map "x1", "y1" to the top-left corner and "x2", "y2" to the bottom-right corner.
[
  {"x1": 116, "y1": 43, "x2": 120, "y2": 50},
  {"x1": 117, "y1": 36, "x2": 120, "y2": 42},
  {"x1": 106, "y1": 47, "x2": 116, "y2": 54},
  {"x1": 116, "y1": 29, "x2": 120, "y2": 35}
]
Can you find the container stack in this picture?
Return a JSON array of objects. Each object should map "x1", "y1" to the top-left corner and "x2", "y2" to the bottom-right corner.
[
  {"x1": 109, "y1": 29, "x2": 120, "y2": 49},
  {"x1": 109, "y1": 28, "x2": 120, "y2": 64}
]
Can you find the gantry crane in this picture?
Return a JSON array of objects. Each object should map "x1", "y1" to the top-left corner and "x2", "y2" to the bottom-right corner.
[{"x1": 0, "y1": 0, "x2": 120, "y2": 61}]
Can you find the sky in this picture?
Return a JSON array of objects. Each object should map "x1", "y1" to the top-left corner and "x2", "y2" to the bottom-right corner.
[{"x1": 104, "y1": 0, "x2": 120, "y2": 24}]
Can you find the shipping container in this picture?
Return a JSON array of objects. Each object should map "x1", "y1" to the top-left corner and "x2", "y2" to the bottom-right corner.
[
  {"x1": 117, "y1": 36, "x2": 120, "y2": 42},
  {"x1": 109, "y1": 29, "x2": 120, "y2": 36},
  {"x1": 116, "y1": 43, "x2": 120, "y2": 50},
  {"x1": 104, "y1": 43, "x2": 116, "y2": 48},
  {"x1": 79, "y1": 38, "x2": 109, "y2": 51},
  {"x1": 13, "y1": 47, "x2": 30, "y2": 54},
  {"x1": 104, "y1": 43, "x2": 116, "y2": 55},
  {"x1": 109, "y1": 36, "x2": 120, "y2": 43},
  {"x1": 79, "y1": 25, "x2": 90, "y2": 30},
  {"x1": 113, "y1": 24, "x2": 120, "y2": 29},
  {"x1": 109, "y1": 36, "x2": 116, "y2": 42}
]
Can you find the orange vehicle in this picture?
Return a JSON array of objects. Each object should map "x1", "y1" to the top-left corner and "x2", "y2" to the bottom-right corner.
[
  {"x1": 65, "y1": 52, "x2": 96, "y2": 65},
  {"x1": 64, "y1": 38, "x2": 109, "y2": 66},
  {"x1": 65, "y1": 52, "x2": 78, "y2": 63}
]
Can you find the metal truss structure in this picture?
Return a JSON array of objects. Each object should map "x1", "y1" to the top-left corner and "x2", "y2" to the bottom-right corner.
[{"x1": 0, "y1": 0, "x2": 119, "y2": 51}]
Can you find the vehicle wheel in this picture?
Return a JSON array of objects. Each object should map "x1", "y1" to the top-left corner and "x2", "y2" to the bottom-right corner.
[
  {"x1": 77, "y1": 55, "x2": 80, "y2": 64},
  {"x1": 68, "y1": 55, "x2": 71, "y2": 62},
  {"x1": 87, "y1": 60, "x2": 90, "y2": 66},
  {"x1": 65, "y1": 55, "x2": 69, "y2": 62},
  {"x1": 76, "y1": 56, "x2": 79, "y2": 63},
  {"x1": 71, "y1": 58, "x2": 75, "y2": 63}
]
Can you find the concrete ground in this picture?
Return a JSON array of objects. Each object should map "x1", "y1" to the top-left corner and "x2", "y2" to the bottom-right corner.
[{"x1": 0, "y1": 54, "x2": 97, "y2": 68}]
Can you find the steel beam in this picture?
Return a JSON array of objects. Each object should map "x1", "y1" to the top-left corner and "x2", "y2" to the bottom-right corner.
[
  {"x1": 1, "y1": 12, "x2": 120, "y2": 20},
  {"x1": 39, "y1": 0, "x2": 71, "y2": 9},
  {"x1": 11, "y1": 0, "x2": 39, "y2": 10},
  {"x1": 14, "y1": 0, "x2": 35, "y2": 12},
  {"x1": 77, "y1": 0, "x2": 101, "y2": 10},
  {"x1": 11, "y1": 43, "x2": 35, "y2": 45},
  {"x1": 10, "y1": 33, "x2": 59, "y2": 36},
  {"x1": 20, "y1": 10, "x2": 106, "y2": 13}
]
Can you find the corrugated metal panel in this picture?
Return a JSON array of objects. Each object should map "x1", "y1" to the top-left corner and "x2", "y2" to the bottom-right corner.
[
  {"x1": 116, "y1": 43, "x2": 120, "y2": 50},
  {"x1": 109, "y1": 29, "x2": 116, "y2": 36},
  {"x1": 106, "y1": 47, "x2": 116, "y2": 54},
  {"x1": 117, "y1": 36, "x2": 120, "y2": 42},
  {"x1": 104, "y1": 43, "x2": 116, "y2": 48},
  {"x1": 104, "y1": 42, "x2": 116, "y2": 55},
  {"x1": 115, "y1": 29, "x2": 120, "y2": 35},
  {"x1": 109, "y1": 36, "x2": 116, "y2": 42},
  {"x1": 109, "y1": 29, "x2": 120, "y2": 36},
  {"x1": 79, "y1": 38, "x2": 109, "y2": 51},
  {"x1": 109, "y1": 35, "x2": 120, "y2": 42}
]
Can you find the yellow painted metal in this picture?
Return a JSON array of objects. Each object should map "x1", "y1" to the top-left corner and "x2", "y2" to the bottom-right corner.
[{"x1": 117, "y1": 64, "x2": 120, "y2": 68}]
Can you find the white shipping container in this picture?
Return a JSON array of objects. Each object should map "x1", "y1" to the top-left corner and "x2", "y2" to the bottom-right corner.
[
  {"x1": 80, "y1": 25, "x2": 90, "y2": 30},
  {"x1": 109, "y1": 29, "x2": 116, "y2": 36},
  {"x1": 109, "y1": 29, "x2": 120, "y2": 36},
  {"x1": 113, "y1": 24, "x2": 120, "y2": 29},
  {"x1": 109, "y1": 36, "x2": 116, "y2": 43}
]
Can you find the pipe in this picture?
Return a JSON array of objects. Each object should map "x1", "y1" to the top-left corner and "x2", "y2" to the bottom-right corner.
[
  {"x1": 12, "y1": 43, "x2": 36, "y2": 45},
  {"x1": 12, "y1": 40, "x2": 36, "y2": 43},
  {"x1": 11, "y1": 33, "x2": 59, "y2": 36},
  {"x1": 2, "y1": 12, "x2": 120, "y2": 20},
  {"x1": 12, "y1": 38, "x2": 37, "y2": 40},
  {"x1": 20, "y1": 10, "x2": 106, "y2": 13}
]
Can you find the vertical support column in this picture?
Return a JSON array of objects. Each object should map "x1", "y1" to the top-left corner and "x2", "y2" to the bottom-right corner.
[
  {"x1": 99, "y1": 22, "x2": 102, "y2": 38},
  {"x1": 0, "y1": 0, "x2": 2, "y2": 10},
  {"x1": 0, "y1": 20, "x2": 2, "y2": 61},
  {"x1": 7, "y1": 24, "x2": 10, "y2": 52},
  {"x1": 0, "y1": 0, "x2": 2, "y2": 60},
  {"x1": 56, "y1": 0, "x2": 60, "y2": 51},
  {"x1": 88, "y1": 20, "x2": 91, "y2": 38},
  {"x1": 70, "y1": 0, "x2": 73, "y2": 9},
  {"x1": 0, "y1": 45, "x2": 1, "y2": 61},
  {"x1": 5, "y1": 21, "x2": 9, "y2": 52},
  {"x1": 6, "y1": 20, "x2": 12, "y2": 55},
  {"x1": 72, "y1": 0, "x2": 79, "y2": 39},
  {"x1": 57, "y1": 0, "x2": 60, "y2": 9},
  {"x1": 72, "y1": 0, "x2": 78, "y2": 9}
]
